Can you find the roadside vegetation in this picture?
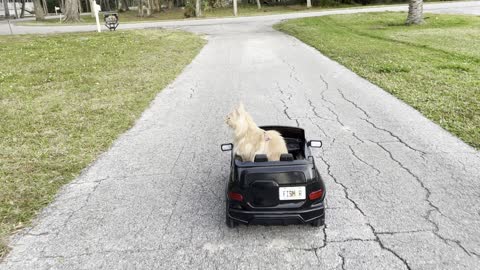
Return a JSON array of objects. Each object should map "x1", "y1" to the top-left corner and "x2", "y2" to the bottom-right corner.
[
  {"x1": 19, "y1": 4, "x2": 354, "y2": 25},
  {"x1": 13, "y1": 1, "x2": 452, "y2": 25},
  {"x1": 0, "y1": 29, "x2": 205, "y2": 258},
  {"x1": 275, "y1": 12, "x2": 480, "y2": 149}
]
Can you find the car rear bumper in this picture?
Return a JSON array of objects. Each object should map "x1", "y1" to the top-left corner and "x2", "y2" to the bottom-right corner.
[{"x1": 228, "y1": 203, "x2": 325, "y2": 225}]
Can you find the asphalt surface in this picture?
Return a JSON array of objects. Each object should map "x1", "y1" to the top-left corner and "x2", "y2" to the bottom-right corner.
[{"x1": 2, "y1": 1, "x2": 480, "y2": 269}]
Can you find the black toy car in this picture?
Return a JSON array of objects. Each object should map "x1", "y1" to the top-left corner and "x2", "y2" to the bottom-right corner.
[{"x1": 221, "y1": 126, "x2": 325, "y2": 228}]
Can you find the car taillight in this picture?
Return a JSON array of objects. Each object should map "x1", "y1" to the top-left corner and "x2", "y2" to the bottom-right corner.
[
  {"x1": 228, "y1": 192, "x2": 243, "y2": 202},
  {"x1": 309, "y1": 189, "x2": 323, "y2": 200}
]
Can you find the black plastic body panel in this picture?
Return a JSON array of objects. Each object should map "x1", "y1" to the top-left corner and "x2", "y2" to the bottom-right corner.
[{"x1": 225, "y1": 126, "x2": 326, "y2": 226}]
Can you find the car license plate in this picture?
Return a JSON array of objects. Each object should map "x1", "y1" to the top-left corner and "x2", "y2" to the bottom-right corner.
[{"x1": 279, "y1": 186, "x2": 306, "y2": 200}]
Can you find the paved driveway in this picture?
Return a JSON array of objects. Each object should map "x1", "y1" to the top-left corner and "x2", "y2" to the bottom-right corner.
[{"x1": 1, "y1": 1, "x2": 480, "y2": 269}]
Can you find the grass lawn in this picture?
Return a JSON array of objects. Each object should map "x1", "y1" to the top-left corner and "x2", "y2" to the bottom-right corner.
[
  {"x1": 0, "y1": 30, "x2": 205, "y2": 258},
  {"x1": 18, "y1": 4, "x2": 359, "y2": 25},
  {"x1": 275, "y1": 12, "x2": 480, "y2": 149}
]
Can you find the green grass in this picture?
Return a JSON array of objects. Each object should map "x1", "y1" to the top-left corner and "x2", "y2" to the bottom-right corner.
[
  {"x1": 275, "y1": 12, "x2": 480, "y2": 149},
  {"x1": 19, "y1": 4, "x2": 360, "y2": 25},
  {"x1": 0, "y1": 30, "x2": 205, "y2": 259}
]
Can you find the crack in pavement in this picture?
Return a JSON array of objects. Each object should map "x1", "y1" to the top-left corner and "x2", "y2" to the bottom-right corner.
[
  {"x1": 161, "y1": 170, "x2": 191, "y2": 241},
  {"x1": 337, "y1": 88, "x2": 370, "y2": 119},
  {"x1": 308, "y1": 117, "x2": 329, "y2": 138},
  {"x1": 282, "y1": 65, "x2": 477, "y2": 266},
  {"x1": 318, "y1": 155, "x2": 412, "y2": 270},
  {"x1": 55, "y1": 176, "x2": 107, "y2": 234},
  {"x1": 351, "y1": 132, "x2": 365, "y2": 144},
  {"x1": 314, "y1": 89, "x2": 364, "y2": 144},
  {"x1": 318, "y1": 156, "x2": 366, "y2": 217},
  {"x1": 318, "y1": 74, "x2": 330, "y2": 92},
  {"x1": 319, "y1": 88, "x2": 478, "y2": 259},
  {"x1": 307, "y1": 99, "x2": 335, "y2": 122},
  {"x1": 276, "y1": 83, "x2": 300, "y2": 127},
  {"x1": 169, "y1": 145, "x2": 186, "y2": 174},
  {"x1": 316, "y1": 83, "x2": 478, "y2": 260},
  {"x1": 376, "y1": 230, "x2": 431, "y2": 235},
  {"x1": 280, "y1": 57, "x2": 302, "y2": 84},
  {"x1": 368, "y1": 224, "x2": 412, "y2": 270},
  {"x1": 348, "y1": 145, "x2": 381, "y2": 176},
  {"x1": 339, "y1": 252, "x2": 346, "y2": 270},
  {"x1": 13, "y1": 176, "x2": 112, "y2": 259},
  {"x1": 336, "y1": 88, "x2": 427, "y2": 159},
  {"x1": 374, "y1": 142, "x2": 476, "y2": 258},
  {"x1": 328, "y1": 239, "x2": 376, "y2": 243},
  {"x1": 362, "y1": 118, "x2": 427, "y2": 159}
]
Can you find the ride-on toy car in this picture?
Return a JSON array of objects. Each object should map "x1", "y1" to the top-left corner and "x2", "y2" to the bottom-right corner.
[{"x1": 221, "y1": 126, "x2": 325, "y2": 228}]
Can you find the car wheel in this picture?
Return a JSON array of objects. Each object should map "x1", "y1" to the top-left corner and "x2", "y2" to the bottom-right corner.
[{"x1": 311, "y1": 217, "x2": 325, "y2": 227}]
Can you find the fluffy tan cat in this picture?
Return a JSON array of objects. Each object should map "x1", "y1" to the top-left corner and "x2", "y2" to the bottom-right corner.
[{"x1": 226, "y1": 103, "x2": 288, "y2": 162}]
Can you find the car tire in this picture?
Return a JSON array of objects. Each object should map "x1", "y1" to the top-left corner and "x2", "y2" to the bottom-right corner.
[{"x1": 311, "y1": 217, "x2": 325, "y2": 227}]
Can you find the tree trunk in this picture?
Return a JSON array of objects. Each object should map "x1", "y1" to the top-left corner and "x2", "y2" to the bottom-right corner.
[
  {"x1": 78, "y1": 0, "x2": 83, "y2": 13},
  {"x1": 64, "y1": 0, "x2": 81, "y2": 22},
  {"x1": 406, "y1": 0, "x2": 424, "y2": 25},
  {"x1": 255, "y1": 0, "x2": 261, "y2": 9},
  {"x1": 120, "y1": 0, "x2": 129, "y2": 11},
  {"x1": 33, "y1": 0, "x2": 45, "y2": 20},
  {"x1": 13, "y1": 0, "x2": 19, "y2": 18},
  {"x1": 233, "y1": 0, "x2": 237, "y2": 16},
  {"x1": 20, "y1": 0, "x2": 26, "y2": 18},
  {"x1": 195, "y1": 0, "x2": 201, "y2": 17},
  {"x1": 306, "y1": 0, "x2": 311, "y2": 8},
  {"x1": 138, "y1": 0, "x2": 144, "y2": 16},
  {"x1": 3, "y1": 0, "x2": 11, "y2": 17},
  {"x1": 146, "y1": 0, "x2": 152, "y2": 15},
  {"x1": 42, "y1": 0, "x2": 48, "y2": 15},
  {"x1": 90, "y1": 0, "x2": 96, "y2": 16}
]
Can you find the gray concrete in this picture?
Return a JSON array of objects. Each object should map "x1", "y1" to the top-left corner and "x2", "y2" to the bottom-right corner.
[{"x1": 2, "y1": 1, "x2": 480, "y2": 269}]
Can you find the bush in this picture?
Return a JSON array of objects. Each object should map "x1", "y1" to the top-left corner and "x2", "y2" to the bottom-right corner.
[{"x1": 184, "y1": 0, "x2": 196, "y2": 17}]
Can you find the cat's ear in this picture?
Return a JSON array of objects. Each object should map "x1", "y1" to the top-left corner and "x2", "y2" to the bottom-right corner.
[{"x1": 238, "y1": 102, "x2": 245, "y2": 113}]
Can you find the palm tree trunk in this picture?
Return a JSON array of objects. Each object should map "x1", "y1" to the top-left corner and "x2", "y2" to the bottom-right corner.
[
  {"x1": 33, "y1": 0, "x2": 45, "y2": 20},
  {"x1": 195, "y1": 0, "x2": 201, "y2": 17},
  {"x1": 406, "y1": 0, "x2": 424, "y2": 25},
  {"x1": 233, "y1": 0, "x2": 237, "y2": 16},
  {"x1": 64, "y1": 0, "x2": 81, "y2": 22}
]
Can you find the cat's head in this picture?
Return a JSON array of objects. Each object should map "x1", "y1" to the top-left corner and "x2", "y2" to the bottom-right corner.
[{"x1": 225, "y1": 103, "x2": 246, "y2": 130}]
